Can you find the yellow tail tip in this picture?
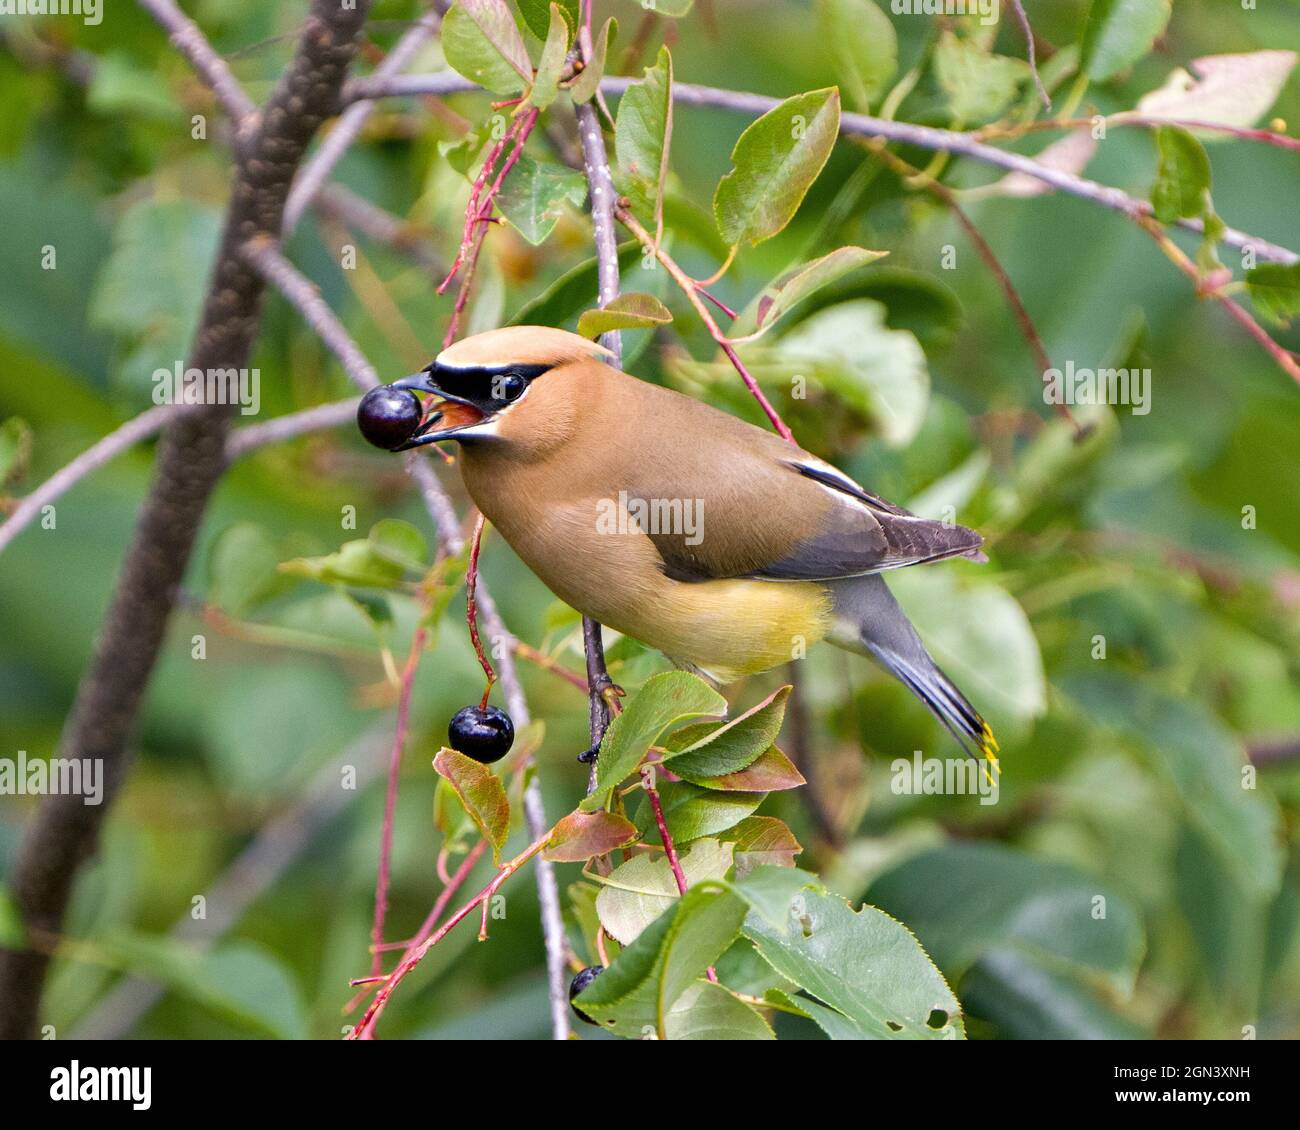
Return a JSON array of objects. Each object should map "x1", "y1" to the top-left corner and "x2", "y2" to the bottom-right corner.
[{"x1": 979, "y1": 722, "x2": 1001, "y2": 784}]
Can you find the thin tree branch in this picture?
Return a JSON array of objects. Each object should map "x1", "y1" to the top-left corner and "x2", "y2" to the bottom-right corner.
[
  {"x1": 313, "y1": 184, "x2": 447, "y2": 277},
  {"x1": 1008, "y1": 0, "x2": 1050, "y2": 111},
  {"x1": 137, "y1": 0, "x2": 258, "y2": 127},
  {"x1": 346, "y1": 73, "x2": 1297, "y2": 265},
  {"x1": 574, "y1": 30, "x2": 623, "y2": 785},
  {"x1": 224, "y1": 398, "x2": 361, "y2": 457},
  {"x1": 0, "y1": 0, "x2": 374, "y2": 1039}
]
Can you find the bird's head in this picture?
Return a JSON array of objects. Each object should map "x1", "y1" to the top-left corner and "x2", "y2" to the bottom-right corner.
[{"x1": 357, "y1": 326, "x2": 611, "y2": 453}]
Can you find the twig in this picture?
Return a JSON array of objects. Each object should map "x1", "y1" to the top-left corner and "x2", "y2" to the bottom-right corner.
[
  {"x1": 347, "y1": 833, "x2": 551, "y2": 1039},
  {"x1": 224, "y1": 398, "x2": 361, "y2": 458},
  {"x1": 1139, "y1": 216, "x2": 1300, "y2": 386},
  {"x1": 346, "y1": 73, "x2": 1298, "y2": 265},
  {"x1": 465, "y1": 513, "x2": 498, "y2": 704},
  {"x1": 313, "y1": 184, "x2": 447, "y2": 278},
  {"x1": 1008, "y1": 0, "x2": 1050, "y2": 111},
  {"x1": 618, "y1": 207, "x2": 796, "y2": 443},
  {"x1": 283, "y1": 4, "x2": 443, "y2": 231},
  {"x1": 0, "y1": 0, "x2": 374, "y2": 1039},
  {"x1": 137, "y1": 0, "x2": 257, "y2": 127},
  {"x1": 976, "y1": 114, "x2": 1300, "y2": 153},
  {"x1": 370, "y1": 616, "x2": 428, "y2": 979},
  {"x1": 0, "y1": 405, "x2": 179, "y2": 557}
]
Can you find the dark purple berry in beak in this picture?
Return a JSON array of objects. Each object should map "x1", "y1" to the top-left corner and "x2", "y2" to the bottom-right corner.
[{"x1": 357, "y1": 385, "x2": 422, "y2": 450}]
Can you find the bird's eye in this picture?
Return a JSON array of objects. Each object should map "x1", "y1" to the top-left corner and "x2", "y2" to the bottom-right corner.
[{"x1": 495, "y1": 372, "x2": 527, "y2": 402}]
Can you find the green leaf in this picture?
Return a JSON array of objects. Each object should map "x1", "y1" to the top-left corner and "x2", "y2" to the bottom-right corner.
[
  {"x1": 934, "y1": 30, "x2": 1030, "y2": 125},
  {"x1": 0, "y1": 416, "x2": 32, "y2": 489},
  {"x1": 433, "y1": 748, "x2": 511, "y2": 863},
  {"x1": 1080, "y1": 0, "x2": 1172, "y2": 83},
  {"x1": 664, "y1": 685, "x2": 791, "y2": 778},
  {"x1": 1150, "y1": 126, "x2": 1212, "y2": 223},
  {"x1": 732, "y1": 246, "x2": 888, "y2": 341},
  {"x1": 888, "y1": 569, "x2": 1046, "y2": 728},
  {"x1": 1245, "y1": 261, "x2": 1300, "y2": 328},
  {"x1": 774, "y1": 298, "x2": 930, "y2": 446},
  {"x1": 1131, "y1": 50, "x2": 1298, "y2": 133},
  {"x1": 596, "y1": 838, "x2": 734, "y2": 945},
  {"x1": 664, "y1": 978, "x2": 775, "y2": 1039},
  {"x1": 635, "y1": 781, "x2": 765, "y2": 845},
  {"x1": 614, "y1": 46, "x2": 674, "y2": 222},
  {"x1": 544, "y1": 809, "x2": 640, "y2": 862},
  {"x1": 678, "y1": 746, "x2": 805, "y2": 792},
  {"x1": 496, "y1": 155, "x2": 586, "y2": 245},
  {"x1": 365, "y1": 519, "x2": 428, "y2": 574},
  {"x1": 515, "y1": 0, "x2": 579, "y2": 41},
  {"x1": 578, "y1": 880, "x2": 748, "y2": 1037},
  {"x1": 582, "y1": 671, "x2": 727, "y2": 810},
  {"x1": 577, "y1": 293, "x2": 673, "y2": 338},
  {"x1": 527, "y1": 4, "x2": 570, "y2": 111},
  {"x1": 742, "y1": 879, "x2": 964, "y2": 1040},
  {"x1": 813, "y1": 0, "x2": 897, "y2": 110},
  {"x1": 568, "y1": 17, "x2": 616, "y2": 104},
  {"x1": 442, "y1": 0, "x2": 532, "y2": 95},
  {"x1": 207, "y1": 522, "x2": 283, "y2": 616},
  {"x1": 723, "y1": 816, "x2": 803, "y2": 878},
  {"x1": 713, "y1": 88, "x2": 841, "y2": 247},
  {"x1": 867, "y1": 842, "x2": 1147, "y2": 993}
]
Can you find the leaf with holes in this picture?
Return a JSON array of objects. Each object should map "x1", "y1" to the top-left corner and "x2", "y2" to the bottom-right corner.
[
  {"x1": 433, "y1": 748, "x2": 511, "y2": 863},
  {"x1": 544, "y1": 810, "x2": 639, "y2": 862},
  {"x1": 742, "y1": 878, "x2": 964, "y2": 1040},
  {"x1": 713, "y1": 88, "x2": 840, "y2": 247},
  {"x1": 577, "y1": 293, "x2": 673, "y2": 338}
]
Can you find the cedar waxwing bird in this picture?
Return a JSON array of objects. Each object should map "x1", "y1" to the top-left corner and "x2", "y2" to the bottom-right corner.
[{"x1": 371, "y1": 325, "x2": 999, "y2": 770}]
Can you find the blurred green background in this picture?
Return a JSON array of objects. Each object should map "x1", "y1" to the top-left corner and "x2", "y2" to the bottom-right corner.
[{"x1": 1, "y1": 0, "x2": 1299, "y2": 1039}]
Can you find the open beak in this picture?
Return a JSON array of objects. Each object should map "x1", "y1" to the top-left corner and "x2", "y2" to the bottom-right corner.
[{"x1": 390, "y1": 368, "x2": 490, "y2": 449}]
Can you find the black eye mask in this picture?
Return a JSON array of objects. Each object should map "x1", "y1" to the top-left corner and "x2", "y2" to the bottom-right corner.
[{"x1": 397, "y1": 362, "x2": 551, "y2": 414}]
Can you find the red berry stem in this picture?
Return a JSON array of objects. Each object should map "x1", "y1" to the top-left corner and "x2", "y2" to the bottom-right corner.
[{"x1": 465, "y1": 512, "x2": 497, "y2": 707}]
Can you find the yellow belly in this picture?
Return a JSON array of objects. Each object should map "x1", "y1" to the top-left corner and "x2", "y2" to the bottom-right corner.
[{"x1": 616, "y1": 577, "x2": 833, "y2": 683}]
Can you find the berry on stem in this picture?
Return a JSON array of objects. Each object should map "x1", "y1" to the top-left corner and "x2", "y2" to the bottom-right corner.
[{"x1": 448, "y1": 704, "x2": 514, "y2": 764}]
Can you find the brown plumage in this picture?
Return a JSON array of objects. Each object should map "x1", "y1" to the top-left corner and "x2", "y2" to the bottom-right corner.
[{"x1": 393, "y1": 326, "x2": 999, "y2": 767}]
